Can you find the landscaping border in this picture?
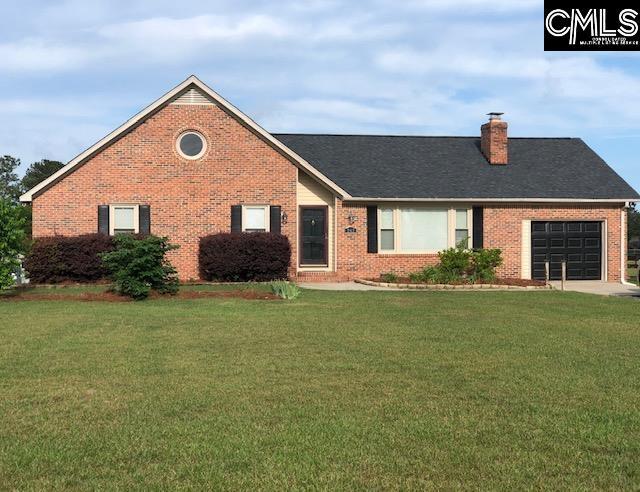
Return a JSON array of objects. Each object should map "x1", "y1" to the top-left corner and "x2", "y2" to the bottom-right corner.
[{"x1": 355, "y1": 279, "x2": 553, "y2": 290}]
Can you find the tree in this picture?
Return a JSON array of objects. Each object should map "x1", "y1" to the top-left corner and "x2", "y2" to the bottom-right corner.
[
  {"x1": 0, "y1": 198, "x2": 26, "y2": 289},
  {"x1": 21, "y1": 159, "x2": 64, "y2": 192},
  {"x1": 0, "y1": 155, "x2": 22, "y2": 202}
]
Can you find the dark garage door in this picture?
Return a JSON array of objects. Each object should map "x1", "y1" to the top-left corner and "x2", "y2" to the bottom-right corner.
[{"x1": 531, "y1": 221, "x2": 602, "y2": 281}]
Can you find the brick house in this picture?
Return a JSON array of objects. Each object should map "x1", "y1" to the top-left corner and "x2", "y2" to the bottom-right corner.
[{"x1": 20, "y1": 76, "x2": 639, "y2": 282}]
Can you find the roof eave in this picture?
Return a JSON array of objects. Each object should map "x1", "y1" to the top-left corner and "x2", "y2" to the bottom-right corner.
[{"x1": 344, "y1": 197, "x2": 638, "y2": 203}]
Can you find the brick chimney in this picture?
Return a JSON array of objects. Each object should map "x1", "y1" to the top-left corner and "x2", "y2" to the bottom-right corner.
[{"x1": 481, "y1": 112, "x2": 508, "y2": 165}]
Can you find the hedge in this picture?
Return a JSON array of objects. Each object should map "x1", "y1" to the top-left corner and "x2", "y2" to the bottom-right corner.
[
  {"x1": 23, "y1": 234, "x2": 114, "y2": 283},
  {"x1": 199, "y1": 233, "x2": 291, "y2": 282}
]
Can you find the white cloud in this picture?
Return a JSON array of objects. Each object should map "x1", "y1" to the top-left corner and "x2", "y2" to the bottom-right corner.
[
  {"x1": 401, "y1": 0, "x2": 540, "y2": 12},
  {"x1": 0, "y1": 39, "x2": 92, "y2": 71},
  {"x1": 98, "y1": 14, "x2": 292, "y2": 43}
]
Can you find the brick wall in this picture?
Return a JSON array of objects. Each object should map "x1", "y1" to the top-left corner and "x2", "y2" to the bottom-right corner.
[
  {"x1": 335, "y1": 202, "x2": 440, "y2": 278},
  {"x1": 334, "y1": 201, "x2": 625, "y2": 281},
  {"x1": 483, "y1": 203, "x2": 624, "y2": 281},
  {"x1": 32, "y1": 103, "x2": 298, "y2": 280},
  {"x1": 31, "y1": 99, "x2": 627, "y2": 283}
]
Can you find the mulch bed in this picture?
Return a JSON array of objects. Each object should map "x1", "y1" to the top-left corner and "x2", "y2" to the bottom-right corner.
[
  {"x1": 1, "y1": 289, "x2": 279, "y2": 302},
  {"x1": 373, "y1": 277, "x2": 546, "y2": 287}
]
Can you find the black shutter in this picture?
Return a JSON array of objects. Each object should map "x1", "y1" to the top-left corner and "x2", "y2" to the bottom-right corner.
[
  {"x1": 98, "y1": 205, "x2": 109, "y2": 235},
  {"x1": 472, "y1": 206, "x2": 484, "y2": 249},
  {"x1": 270, "y1": 206, "x2": 281, "y2": 234},
  {"x1": 366, "y1": 205, "x2": 378, "y2": 254},
  {"x1": 231, "y1": 205, "x2": 242, "y2": 233},
  {"x1": 139, "y1": 205, "x2": 151, "y2": 235}
]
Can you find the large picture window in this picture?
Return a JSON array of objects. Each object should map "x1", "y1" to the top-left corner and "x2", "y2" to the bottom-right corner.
[
  {"x1": 400, "y1": 208, "x2": 448, "y2": 251},
  {"x1": 378, "y1": 206, "x2": 471, "y2": 253}
]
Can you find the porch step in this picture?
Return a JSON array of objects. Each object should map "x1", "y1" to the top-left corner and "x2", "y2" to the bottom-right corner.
[{"x1": 293, "y1": 271, "x2": 351, "y2": 283}]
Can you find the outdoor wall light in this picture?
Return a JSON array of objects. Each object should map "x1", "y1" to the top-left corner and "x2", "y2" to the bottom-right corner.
[{"x1": 281, "y1": 211, "x2": 288, "y2": 224}]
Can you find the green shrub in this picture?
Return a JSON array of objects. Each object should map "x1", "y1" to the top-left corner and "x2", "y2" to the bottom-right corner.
[
  {"x1": 409, "y1": 247, "x2": 503, "y2": 284},
  {"x1": 380, "y1": 272, "x2": 399, "y2": 283},
  {"x1": 408, "y1": 271, "x2": 425, "y2": 283},
  {"x1": 0, "y1": 199, "x2": 26, "y2": 289},
  {"x1": 270, "y1": 280, "x2": 301, "y2": 300},
  {"x1": 470, "y1": 248, "x2": 503, "y2": 282},
  {"x1": 438, "y1": 246, "x2": 471, "y2": 277},
  {"x1": 100, "y1": 235, "x2": 179, "y2": 300}
]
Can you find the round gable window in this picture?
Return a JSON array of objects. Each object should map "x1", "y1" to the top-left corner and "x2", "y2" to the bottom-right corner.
[{"x1": 177, "y1": 131, "x2": 206, "y2": 159}]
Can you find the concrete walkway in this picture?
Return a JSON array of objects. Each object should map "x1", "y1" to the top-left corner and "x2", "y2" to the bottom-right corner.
[
  {"x1": 298, "y1": 281, "x2": 404, "y2": 291},
  {"x1": 300, "y1": 280, "x2": 640, "y2": 297},
  {"x1": 548, "y1": 280, "x2": 640, "y2": 297}
]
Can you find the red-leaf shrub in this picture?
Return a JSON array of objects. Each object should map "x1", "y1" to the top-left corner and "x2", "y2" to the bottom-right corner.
[
  {"x1": 199, "y1": 233, "x2": 291, "y2": 282},
  {"x1": 24, "y1": 234, "x2": 114, "y2": 283}
]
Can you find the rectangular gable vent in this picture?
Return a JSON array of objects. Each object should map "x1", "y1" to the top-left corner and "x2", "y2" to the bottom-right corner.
[{"x1": 171, "y1": 88, "x2": 215, "y2": 106}]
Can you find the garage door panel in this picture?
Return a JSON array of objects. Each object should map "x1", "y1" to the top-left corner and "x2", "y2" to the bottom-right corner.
[
  {"x1": 584, "y1": 268, "x2": 600, "y2": 278},
  {"x1": 550, "y1": 223, "x2": 565, "y2": 232},
  {"x1": 584, "y1": 238, "x2": 600, "y2": 248},
  {"x1": 531, "y1": 221, "x2": 601, "y2": 281},
  {"x1": 566, "y1": 223, "x2": 582, "y2": 232},
  {"x1": 532, "y1": 223, "x2": 547, "y2": 233},
  {"x1": 584, "y1": 223, "x2": 600, "y2": 233},
  {"x1": 532, "y1": 238, "x2": 547, "y2": 248},
  {"x1": 550, "y1": 238, "x2": 565, "y2": 248},
  {"x1": 567, "y1": 238, "x2": 582, "y2": 248}
]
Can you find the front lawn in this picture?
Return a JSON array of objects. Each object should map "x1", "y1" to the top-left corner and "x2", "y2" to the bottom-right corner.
[{"x1": 1, "y1": 288, "x2": 638, "y2": 489}]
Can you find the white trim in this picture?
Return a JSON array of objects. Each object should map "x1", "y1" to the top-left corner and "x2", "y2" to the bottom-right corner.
[
  {"x1": 521, "y1": 220, "x2": 531, "y2": 280},
  {"x1": 241, "y1": 205, "x2": 270, "y2": 232},
  {"x1": 602, "y1": 219, "x2": 608, "y2": 282},
  {"x1": 346, "y1": 197, "x2": 635, "y2": 203},
  {"x1": 109, "y1": 204, "x2": 139, "y2": 235},
  {"x1": 20, "y1": 75, "x2": 349, "y2": 202},
  {"x1": 176, "y1": 130, "x2": 207, "y2": 160},
  {"x1": 621, "y1": 209, "x2": 629, "y2": 285}
]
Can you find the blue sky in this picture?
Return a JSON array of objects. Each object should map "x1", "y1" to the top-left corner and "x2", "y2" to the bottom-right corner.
[{"x1": 1, "y1": 0, "x2": 639, "y2": 193}]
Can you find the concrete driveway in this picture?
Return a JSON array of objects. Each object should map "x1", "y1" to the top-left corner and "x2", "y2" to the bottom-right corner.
[
  {"x1": 549, "y1": 281, "x2": 640, "y2": 297},
  {"x1": 300, "y1": 280, "x2": 640, "y2": 297}
]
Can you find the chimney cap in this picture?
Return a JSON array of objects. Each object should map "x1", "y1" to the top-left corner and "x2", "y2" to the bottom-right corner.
[{"x1": 487, "y1": 112, "x2": 504, "y2": 121}]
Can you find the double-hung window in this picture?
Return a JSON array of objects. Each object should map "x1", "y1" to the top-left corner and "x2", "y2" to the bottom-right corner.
[
  {"x1": 455, "y1": 209, "x2": 470, "y2": 246},
  {"x1": 379, "y1": 208, "x2": 395, "y2": 251},
  {"x1": 110, "y1": 205, "x2": 139, "y2": 235},
  {"x1": 243, "y1": 205, "x2": 270, "y2": 233},
  {"x1": 378, "y1": 206, "x2": 471, "y2": 253}
]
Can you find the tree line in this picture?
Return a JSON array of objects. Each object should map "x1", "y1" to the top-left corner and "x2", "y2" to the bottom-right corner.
[{"x1": 0, "y1": 155, "x2": 64, "y2": 238}]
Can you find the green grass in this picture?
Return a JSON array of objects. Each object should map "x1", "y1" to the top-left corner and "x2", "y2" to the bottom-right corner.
[
  {"x1": 628, "y1": 267, "x2": 638, "y2": 285},
  {"x1": 1, "y1": 287, "x2": 639, "y2": 489}
]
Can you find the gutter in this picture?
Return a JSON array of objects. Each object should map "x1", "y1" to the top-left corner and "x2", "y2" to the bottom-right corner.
[{"x1": 344, "y1": 197, "x2": 638, "y2": 203}]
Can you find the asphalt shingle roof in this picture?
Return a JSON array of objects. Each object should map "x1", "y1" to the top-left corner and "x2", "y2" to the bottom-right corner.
[{"x1": 274, "y1": 134, "x2": 639, "y2": 200}]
